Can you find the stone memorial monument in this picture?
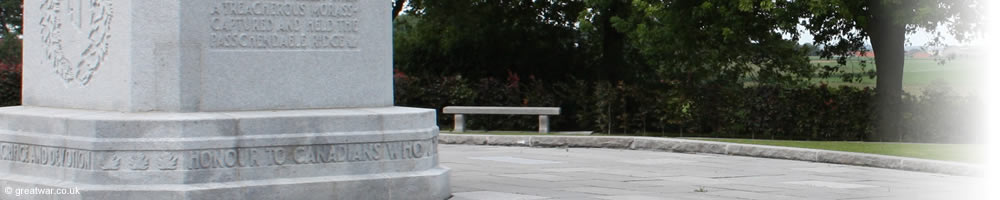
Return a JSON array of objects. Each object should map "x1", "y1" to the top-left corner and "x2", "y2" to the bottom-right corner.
[{"x1": 0, "y1": 0, "x2": 450, "y2": 199}]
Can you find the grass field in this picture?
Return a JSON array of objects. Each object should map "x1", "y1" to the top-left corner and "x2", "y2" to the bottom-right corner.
[
  {"x1": 445, "y1": 131, "x2": 562, "y2": 136},
  {"x1": 809, "y1": 56, "x2": 980, "y2": 95},
  {"x1": 694, "y1": 138, "x2": 981, "y2": 163},
  {"x1": 443, "y1": 131, "x2": 981, "y2": 163}
]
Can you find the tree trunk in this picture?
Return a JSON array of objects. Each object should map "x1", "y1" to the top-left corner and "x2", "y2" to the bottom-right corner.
[
  {"x1": 598, "y1": 0, "x2": 627, "y2": 81},
  {"x1": 392, "y1": 0, "x2": 407, "y2": 20},
  {"x1": 867, "y1": 1, "x2": 906, "y2": 142}
]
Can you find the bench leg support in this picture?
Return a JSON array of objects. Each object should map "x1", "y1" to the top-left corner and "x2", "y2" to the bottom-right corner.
[
  {"x1": 538, "y1": 115, "x2": 549, "y2": 133},
  {"x1": 454, "y1": 114, "x2": 465, "y2": 132}
]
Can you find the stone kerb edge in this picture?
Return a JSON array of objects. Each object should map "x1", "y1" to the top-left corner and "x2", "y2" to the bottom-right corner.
[{"x1": 438, "y1": 134, "x2": 982, "y2": 176}]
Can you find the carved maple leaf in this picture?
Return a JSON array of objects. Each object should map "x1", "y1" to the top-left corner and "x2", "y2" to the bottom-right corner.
[
  {"x1": 128, "y1": 153, "x2": 149, "y2": 170},
  {"x1": 156, "y1": 153, "x2": 178, "y2": 170},
  {"x1": 100, "y1": 153, "x2": 120, "y2": 171}
]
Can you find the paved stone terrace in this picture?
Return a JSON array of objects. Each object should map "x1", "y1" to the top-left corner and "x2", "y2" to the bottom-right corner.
[{"x1": 441, "y1": 144, "x2": 981, "y2": 200}]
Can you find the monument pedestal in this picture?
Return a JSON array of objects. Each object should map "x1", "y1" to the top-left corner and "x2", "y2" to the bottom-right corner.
[
  {"x1": 0, "y1": 106, "x2": 449, "y2": 199},
  {"x1": 8, "y1": 0, "x2": 449, "y2": 199}
]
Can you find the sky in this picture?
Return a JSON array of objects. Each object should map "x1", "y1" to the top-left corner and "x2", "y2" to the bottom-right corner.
[{"x1": 795, "y1": 25, "x2": 972, "y2": 49}]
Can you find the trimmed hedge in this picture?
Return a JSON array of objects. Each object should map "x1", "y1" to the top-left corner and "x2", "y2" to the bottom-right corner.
[
  {"x1": 0, "y1": 69, "x2": 976, "y2": 143},
  {"x1": 0, "y1": 69, "x2": 18, "y2": 107},
  {"x1": 395, "y1": 72, "x2": 979, "y2": 143}
]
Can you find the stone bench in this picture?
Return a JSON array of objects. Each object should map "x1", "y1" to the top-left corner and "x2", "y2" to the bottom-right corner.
[{"x1": 442, "y1": 106, "x2": 561, "y2": 133}]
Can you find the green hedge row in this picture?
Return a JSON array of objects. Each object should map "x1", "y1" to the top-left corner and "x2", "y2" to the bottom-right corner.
[
  {"x1": 394, "y1": 72, "x2": 980, "y2": 143},
  {"x1": 0, "y1": 70, "x2": 976, "y2": 143},
  {"x1": 0, "y1": 69, "x2": 18, "y2": 107}
]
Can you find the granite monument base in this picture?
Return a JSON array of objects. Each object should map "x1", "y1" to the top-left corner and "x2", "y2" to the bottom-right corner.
[{"x1": 0, "y1": 106, "x2": 450, "y2": 200}]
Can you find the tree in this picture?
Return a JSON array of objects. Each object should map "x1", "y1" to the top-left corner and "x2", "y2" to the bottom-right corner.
[
  {"x1": 0, "y1": 0, "x2": 22, "y2": 66},
  {"x1": 621, "y1": 0, "x2": 816, "y2": 133},
  {"x1": 626, "y1": 0, "x2": 814, "y2": 84},
  {"x1": 0, "y1": 0, "x2": 21, "y2": 107},
  {"x1": 801, "y1": 43, "x2": 821, "y2": 56},
  {"x1": 0, "y1": 0, "x2": 19, "y2": 35},
  {"x1": 395, "y1": 0, "x2": 587, "y2": 80},
  {"x1": 579, "y1": 0, "x2": 635, "y2": 81},
  {"x1": 392, "y1": 0, "x2": 407, "y2": 20},
  {"x1": 621, "y1": 0, "x2": 980, "y2": 141},
  {"x1": 799, "y1": 0, "x2": 982, "y2": 141},
  {"x1": 618, "y1": 0, "x2": 982, "y2": 141}
]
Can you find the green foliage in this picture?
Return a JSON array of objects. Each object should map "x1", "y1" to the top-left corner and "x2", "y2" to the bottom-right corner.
[
  {"x1": 0, "y1": 0, "x2": 21, "y2": 107},
  {"x1": 394, "y1": 71, "x2": 558, "y2": 131},
  {"x1": 801, "y1": 0, "x2": 982, "y2": 50},
  {"x1": 900, "y1": 83, "x2": 982, "y2": 143},
  {"x1": 797, "y1": 0, "x2": 982, "y2": 84},
  {"x1": 800, "y1": 43, "x2": 821, "y2": 56},
  {"x1": 730, "y1": 85, "x2": 876, "y2": 141},
  {"x1": 0, "y1": 0, "x2": 21, "y2": 66},
  {"x1": 391, "y1": 0, "x2": 981, "y2": 143},
  {"x1": 396, "y1": 72, "x2": 975, "y2": 143},
  {"x1": 0, "y1": 0, "x2": 21, "y2": 35},
  {"x1": 0, "y1": 70, "x2": 18, "y2": 107},
  {"x1": 395, "y1": 0, "x2": 587, "y2": 81},
  {"x1": 625, "y1": 0, "x2": 816, "y2": 88},
  {"x1": 0, "y1": 32, "x2": 18, "y2": 66},
  {"x1": 393, "y1": 71, "x2": 476, "y2": 127}
]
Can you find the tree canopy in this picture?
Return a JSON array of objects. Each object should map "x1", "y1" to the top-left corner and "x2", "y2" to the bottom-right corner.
[
  {"x1": 0, "y1": 0, "x2": 22, "y2": 65},
  {"x1": 795, "y1": 0, "x2": 982, "y2": 141},
  {"x1": 392, "y1": 0, "x2": 982, "y2": 141},
  {"x1": 395, "y1": 0, "x2": 587, "y2": 80},
  {"x1": 0, "y1": 0, "x2": 979, "y2": 141}
]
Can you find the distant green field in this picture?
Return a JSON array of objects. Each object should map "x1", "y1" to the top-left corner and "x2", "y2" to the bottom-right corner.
[{"x1": 809, "y1": 56, "x2": 979, "y2": 95}]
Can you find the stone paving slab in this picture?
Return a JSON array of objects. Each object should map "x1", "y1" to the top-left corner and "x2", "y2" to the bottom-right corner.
[
  {"x1": 439, "y1": 134, "x2": 982, "y2": 176},
  {"x1": 441, "y1": 144, "x2": 983, "y2": 200},
  {"x1": 451, "y1": 191, "x2": 548, "y2": 200}
]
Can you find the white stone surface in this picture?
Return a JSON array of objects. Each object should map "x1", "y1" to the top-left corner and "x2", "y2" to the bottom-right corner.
[
  {"x1": 781, "y1": 181, "x2": 879, "y2": 189},
  {"x1": 495, "y1": 174, "x2": 585, "y2": 182},
  {"x1": 620, "y1": 158, "x2": 695, "y2": 165},
  {"x1": 791, "y1": 167, "x2": 864, "y2": 173},
  {"x1": 451, "y1": 191, "x2": 547, "y2": 200},
  {"x1": 23, "y1": 0, "x2": 393, "y2": 112},
  {"x1": 0, "y1": 106, "x2": 450, "y2": 199},
  {"x1": 9, "y1": 0, "x2": 448, "y2": 199},
  {"x1": 445, "y1": 107, "x2": 558, "y2": 133},
  {"x1": 454, "y1": 114, "x2": 466, "y2": 132},
  {"x1": 596, "y1": 195, "x2": 674, "y2": 200},
  {"x1": 438, "y1": 134, "x2": 983, "y2": 176},
  {"x1": 443, "y1": 106, "x2": 560, "y2": 115},
  {"x1": 538, "y1": 115, "x2": 549, "y2": 133},
  {"x1": 441, "y1": 144, "x2": 980, "y2": 200},
  {"x1": 468, "y1": 156, "x2": 562, "y2": 165}
]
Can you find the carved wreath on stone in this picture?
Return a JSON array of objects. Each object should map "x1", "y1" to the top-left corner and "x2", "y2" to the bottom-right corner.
[{"x1": 39, "y1": 0, "x2": 113, "y2": 86}]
